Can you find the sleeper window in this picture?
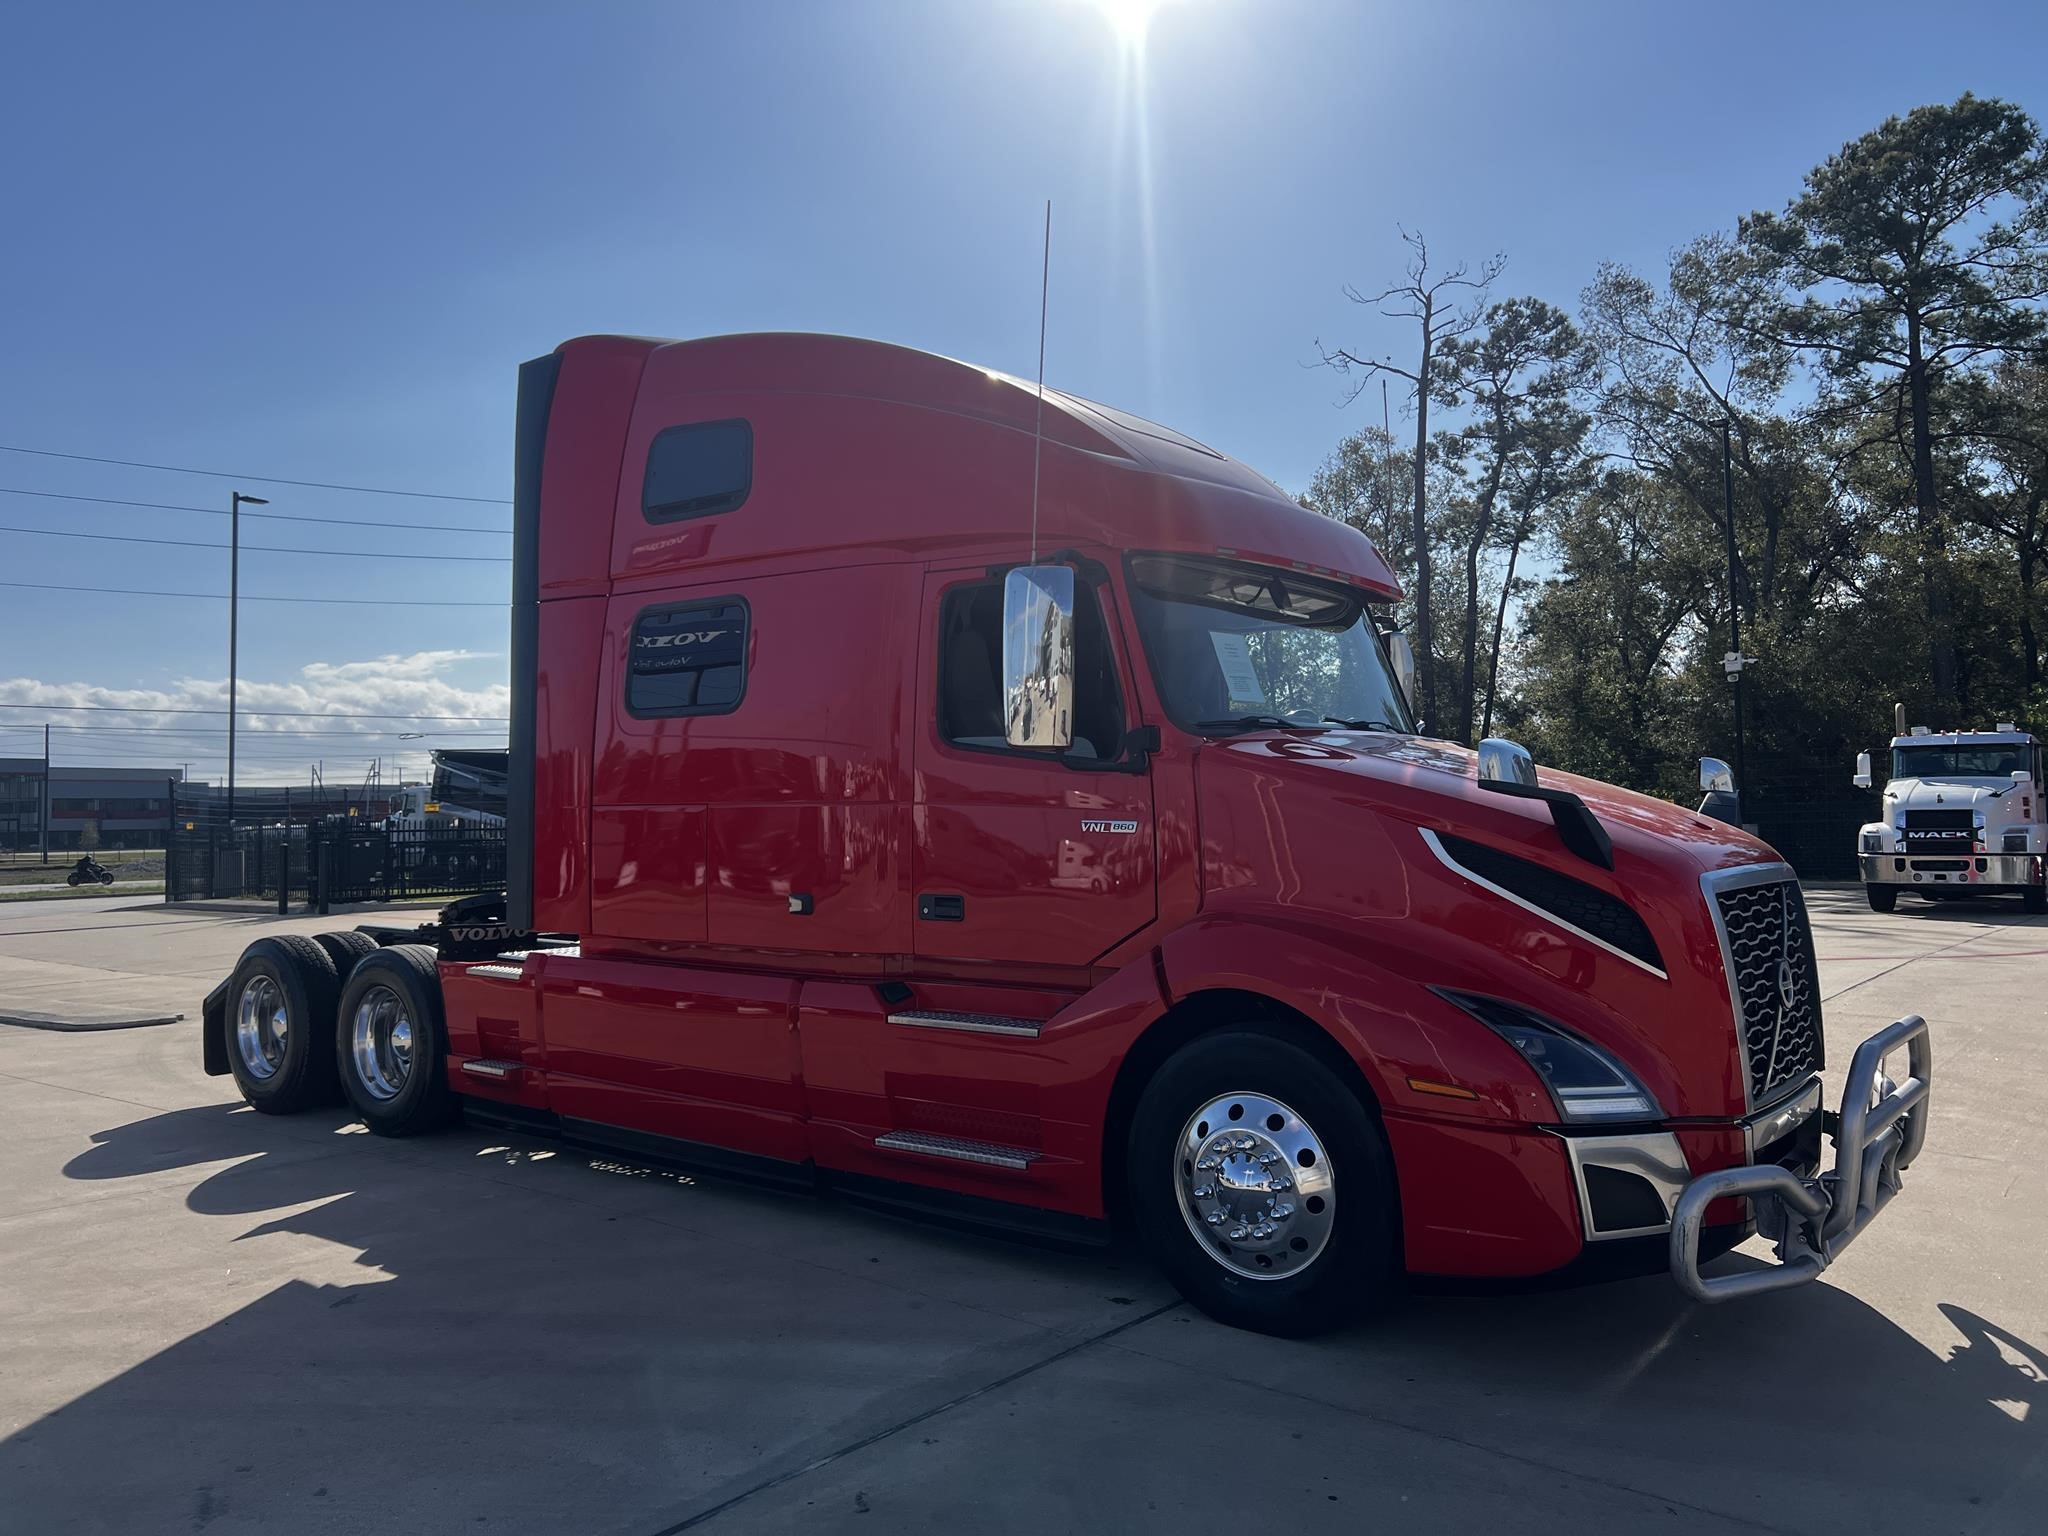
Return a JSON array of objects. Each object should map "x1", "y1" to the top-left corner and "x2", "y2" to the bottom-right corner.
[
  {"x1": 627, "y1": 599, "x2": 750, "y2": 717},
  {"x1": 642, "y1": 420, "x2": 752, "y2": 522},
  {"x1": 937, "y1": 576, "x2": 1124, "y2": 760}
]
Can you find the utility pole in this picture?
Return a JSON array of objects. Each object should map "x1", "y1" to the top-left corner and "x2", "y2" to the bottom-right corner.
[
  {"x1": 40, "y1": 722, "x2": 50, "y2": 864},
  {"x1": 1719, "y1": 420, "x2": 1747, "y2": 824},
  {"x1": 226, "y1": 491, "x2": 270, "y2": 827}
]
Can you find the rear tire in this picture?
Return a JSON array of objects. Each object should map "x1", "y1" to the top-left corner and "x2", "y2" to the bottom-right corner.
[
  {"x1": 1126, "y1": 1028, "x2": 1398, "y2": 1337},
  {"x1": 1866, "y1": 884, "x2": 1898, "y2": 913},
  {"x1": 311, "y1": 930, "x2": 379, "y2": 984},
  {"x1": 65, "y1": 873, "x2": 80, "y2": 887},
  {"x1": 335, "y1": 945, "x2": 453, "y2": 1136},
  {"x1": 225, "y1": 936, "x2": 342, "y2": 1114}
]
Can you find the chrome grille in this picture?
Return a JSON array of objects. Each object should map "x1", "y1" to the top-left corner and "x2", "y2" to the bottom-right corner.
[{"x1": 1712, "y1": 877, "x2": 1824, "y2": 1104}]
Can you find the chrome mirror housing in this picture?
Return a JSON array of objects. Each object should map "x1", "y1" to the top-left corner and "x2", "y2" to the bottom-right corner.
[
  {"x1": 1853, "y1": 752, "x2": 1873, "y2": 790},
  {"x1": 1384, "y1": 630, "x2": 1417, "y2": 713},
  {"x1": 1002, "y1": 565, "x2": 1075, "y2": 751},
  {"x1": 1700, "y1": 757, "x2": 1736, "y2": 795},
  {"x1": 1477, "y1": 737, "x2": 1537, "y2": 788}
]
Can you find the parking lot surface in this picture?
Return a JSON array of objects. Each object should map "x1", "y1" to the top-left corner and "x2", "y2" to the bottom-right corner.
[{"x1": 1, "y1": 890, "x2": 2043, "y2": 1534}]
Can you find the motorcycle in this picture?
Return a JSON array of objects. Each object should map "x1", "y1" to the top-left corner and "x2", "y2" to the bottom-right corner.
[{"x1": 66, "y1": 856, "x2": 115, "y2": 887}]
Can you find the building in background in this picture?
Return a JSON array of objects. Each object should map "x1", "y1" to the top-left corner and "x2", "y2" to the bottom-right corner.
[{"x1": 0, "y1": 761, "x2": 187, "y2": 852}]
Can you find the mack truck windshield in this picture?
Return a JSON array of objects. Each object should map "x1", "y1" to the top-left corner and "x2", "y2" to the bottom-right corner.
[
  {"x1": 200, "y1": 333, "x2": 1932, "y2": 1336},
  {"x1": 1856, "y1": 725, "x2": 2046, "y2": 914}
]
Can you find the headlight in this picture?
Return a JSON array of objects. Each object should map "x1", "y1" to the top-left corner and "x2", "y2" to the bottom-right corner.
[
  {"x1": 1440, "y1": 991, "x2": 1662, "y2": 1122},
  {"x1": 2005, "y1": 830, "x2": 2029, "y2": 853},
  {"x1": 1860, "y1": 830, "x2": 1884, "y2": 853}
]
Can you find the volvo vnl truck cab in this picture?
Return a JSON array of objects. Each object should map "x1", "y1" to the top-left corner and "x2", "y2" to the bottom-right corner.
[{"x1": 202, "y1": 333, "x2": 1932, "y2": 1335}]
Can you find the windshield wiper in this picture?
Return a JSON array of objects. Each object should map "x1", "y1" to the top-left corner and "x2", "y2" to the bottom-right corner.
[
  {"x1": 1322, "y1": 717, "x2": 1404, "y2": 732},
  {"x1": 1191, "y1": 715, "x2": 1319, "y2": 734}
]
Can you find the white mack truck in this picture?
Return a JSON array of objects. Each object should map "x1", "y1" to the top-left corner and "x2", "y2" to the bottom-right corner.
[{"x1": 1855, "y1": 722, "x2": 2046, "y2": 913}]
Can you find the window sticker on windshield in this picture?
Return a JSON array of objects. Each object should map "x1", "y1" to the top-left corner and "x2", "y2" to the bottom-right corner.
[{"x1": 1209, "y1": 631, "x2": 1267, "y2": 707}]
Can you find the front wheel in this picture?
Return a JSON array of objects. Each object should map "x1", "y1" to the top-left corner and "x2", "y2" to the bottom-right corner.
[
  {"x1": 1866, "y1": 884, "x2": 1899, "y2": 913},
  {"x1": 1126, "y1": 1029, "x2": 1398, "y2": 1337},
  {"x1": 65, "y1": 873, "x2": 80, "y2": 886},
  {"x1": 2024, "y1": 884, "x2": 2047, "y2": 915},
  {"x1": 335, "y1": 945, "x2": 454, "y2": 1136}
]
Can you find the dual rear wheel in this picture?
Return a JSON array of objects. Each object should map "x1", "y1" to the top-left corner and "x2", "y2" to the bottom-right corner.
[{"x1": 224, "y1": 936, "x2": 450, "y2": 1135}]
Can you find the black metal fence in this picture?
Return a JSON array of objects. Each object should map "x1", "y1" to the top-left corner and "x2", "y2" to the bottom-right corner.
[
  {"x1": 167, "y1": 785, "x2": 503, "y2": 907},
  {"x1": 310, "y1": 823, "x2": 507, "y2": 907}
]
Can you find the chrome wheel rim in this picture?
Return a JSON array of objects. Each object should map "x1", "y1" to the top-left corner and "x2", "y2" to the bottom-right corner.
[
  {"x1": 350, "y1": 984, "x2": 414, "y2": 1101},
  {"x1": 234, "y1": 975, "x2": 289, "y2": 1080},
  {"x1": 1175, "y1": 1091, "x2": 1335, "y2": 1281}
]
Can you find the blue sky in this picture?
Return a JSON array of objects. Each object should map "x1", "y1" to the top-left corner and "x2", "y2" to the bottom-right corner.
[{"x1": 2, "y1": 0, "x2": 2043, "y2": 782}]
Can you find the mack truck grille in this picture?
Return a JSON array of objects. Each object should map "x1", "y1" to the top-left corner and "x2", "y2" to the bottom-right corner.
[
  {"x1": 1712, "y1": 878, "x2": 1824, "y2": 1105},
  {"x1": 1902, "y1": 809, "x2": 1974, "y2": 854}
]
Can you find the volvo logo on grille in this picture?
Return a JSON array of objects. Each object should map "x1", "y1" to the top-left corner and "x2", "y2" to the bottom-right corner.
[{"x1": 1767, "y1": 886, "x2": 1794, "y2": 1083}]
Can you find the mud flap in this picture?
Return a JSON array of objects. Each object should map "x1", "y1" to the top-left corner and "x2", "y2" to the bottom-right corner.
[{"x1": 201, "y1": 978, "x2": 230, "y2": 1076}]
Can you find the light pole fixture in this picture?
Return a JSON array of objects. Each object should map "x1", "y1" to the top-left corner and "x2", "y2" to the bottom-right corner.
[
  {"x1": 1716, "y1": 422, "x2": 1747, "y2": 825},
  {"x1": 226, "y1": 491, "x2": 269, "y2": 826}
]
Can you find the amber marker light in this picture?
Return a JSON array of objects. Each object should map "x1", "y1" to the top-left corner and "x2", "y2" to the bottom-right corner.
[{"x1": 1406, "y1": 1077, "x2": 1481, "y2": 1101}]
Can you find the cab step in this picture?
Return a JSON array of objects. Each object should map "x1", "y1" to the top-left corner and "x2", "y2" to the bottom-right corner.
[
  {"x1": 459, "y1": 1059, "x2": 525, "y2": 1081},
  {"x1": 873, "y1": 1130, "x2": 1040, "y2": 1171}
]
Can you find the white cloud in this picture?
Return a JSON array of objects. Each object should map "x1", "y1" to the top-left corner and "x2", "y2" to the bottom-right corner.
[{"x1": 0, "y1": 650, "x2": 510, "y2": 785}]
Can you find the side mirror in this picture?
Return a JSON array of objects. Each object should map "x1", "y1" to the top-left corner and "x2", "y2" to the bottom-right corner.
[
  {"x1": 1384, "y1": 629, "x2": 1417, "y2": 713},
  {"x1": 1002, "y1": 565, "x2": 1075, "y2": 751},
  {"x1": 2014, "y1": 770, "x2": 2031, "y2": 784},
  {"x1": 1700, "y1": 757, "x2": 1735, "y2": 796},
  {"x1": 1477, "y1": 737, "x2": 1537, "y2": 788},
  {"x1": 1853, "y1": 751, "x2": 1873, "y2": 790}
]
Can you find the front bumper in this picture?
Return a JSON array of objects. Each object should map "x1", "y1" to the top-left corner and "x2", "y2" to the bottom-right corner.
[
  {"x1": 1669, "y1": 1015, "x2": 1931, "y2": 1302},
  {"x1": 1859, "y1": 852, "x2": 2041, "y2": 888}
]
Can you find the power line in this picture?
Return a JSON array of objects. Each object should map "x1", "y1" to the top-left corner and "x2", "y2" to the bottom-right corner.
[
  {"x1": 17, "y1": 724, "x2": 508, "y2": 739},
  {"x1": 0, "y1": 485, "x2": 508, "y2": 536},
  {"x1": 0, "y1": 523, "x2": 511, "y2": 563},
  {"x1": 0, "y1": 579, "x2": 505, "y2": 608},
  {"x1": 0, "y1": 702, "x2": 506, "y2": 720},
  {"x1": 0, "y1": 444, "x2": 508, "y2": 504}
]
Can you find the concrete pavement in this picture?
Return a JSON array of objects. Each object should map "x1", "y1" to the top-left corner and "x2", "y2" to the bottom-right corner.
[{"x1": 0, "y1": 889, "x2": 2042, "y2": 1533}]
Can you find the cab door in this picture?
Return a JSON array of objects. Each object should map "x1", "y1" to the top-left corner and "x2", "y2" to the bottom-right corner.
[{"x1": 911, "y1": 561, "x2": 1155, "y2": 971}]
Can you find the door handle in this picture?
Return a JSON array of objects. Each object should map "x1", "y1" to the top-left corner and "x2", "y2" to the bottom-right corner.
[{"x1": 918, "y1": 892, "x2": 966, "y2": 922}]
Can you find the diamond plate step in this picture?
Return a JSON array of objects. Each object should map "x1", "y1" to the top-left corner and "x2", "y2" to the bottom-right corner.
[{"x1": 873, "y1": 1131, "x2": 1040, "y2": 1171}]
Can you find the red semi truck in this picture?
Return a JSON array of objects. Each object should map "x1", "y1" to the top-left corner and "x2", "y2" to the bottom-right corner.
[{"x1": 204, "y1": 333, "x2": 1930, "y2": 1334}]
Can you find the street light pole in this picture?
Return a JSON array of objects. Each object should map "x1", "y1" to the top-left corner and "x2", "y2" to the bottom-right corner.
[
  {"x1": 1719, "y1": 420, "x2": 1747, "y2": 824},
  {"x1": 226, "y1": 491, "x2": 270, "y2": 827}
]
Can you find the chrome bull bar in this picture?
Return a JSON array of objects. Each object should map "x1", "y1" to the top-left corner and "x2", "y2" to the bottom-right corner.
[{"x1": 1670, "y1": 1014, "x2": 1931, "y2": 1303}]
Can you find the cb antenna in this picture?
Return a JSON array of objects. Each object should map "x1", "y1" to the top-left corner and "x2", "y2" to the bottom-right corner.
[{"x1": 1029, "y1": 199, "x2": 1051, "y2": 564}]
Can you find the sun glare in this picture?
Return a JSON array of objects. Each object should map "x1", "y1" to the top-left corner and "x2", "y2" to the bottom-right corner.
[{"x1": 1089, "y1": 0, "x2": 1172, "y2": 46}]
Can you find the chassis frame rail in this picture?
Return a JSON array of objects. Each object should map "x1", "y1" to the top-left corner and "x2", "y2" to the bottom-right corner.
[{"x1": 1670, "y1": 1014, "x2": 1931, "y2": 1302}]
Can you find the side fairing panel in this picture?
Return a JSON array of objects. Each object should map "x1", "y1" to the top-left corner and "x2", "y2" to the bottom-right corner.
[
  {"x1": 532, "y1": 596, "x2": 606, "y2": 936},
  {"x1": 537, "y1": 951, "x2": 804, "y2": 1162}
]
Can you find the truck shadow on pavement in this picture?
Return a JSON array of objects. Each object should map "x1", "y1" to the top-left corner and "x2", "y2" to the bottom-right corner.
[
  {"x1": 1806, "y1": 887, "x2": 2048, "y2": 928},
  {"x1": 9, "y1": 1100, "x2": 2045, "y2": 1534}
]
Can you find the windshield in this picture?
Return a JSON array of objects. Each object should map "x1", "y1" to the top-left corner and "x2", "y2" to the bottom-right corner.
[
  {"x1": 1893, "y1": 745, "x2": 2029, "y2": 779},
  {"x1": 1125, "y1": 553, "x2": 1413, "y2": 734}
]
